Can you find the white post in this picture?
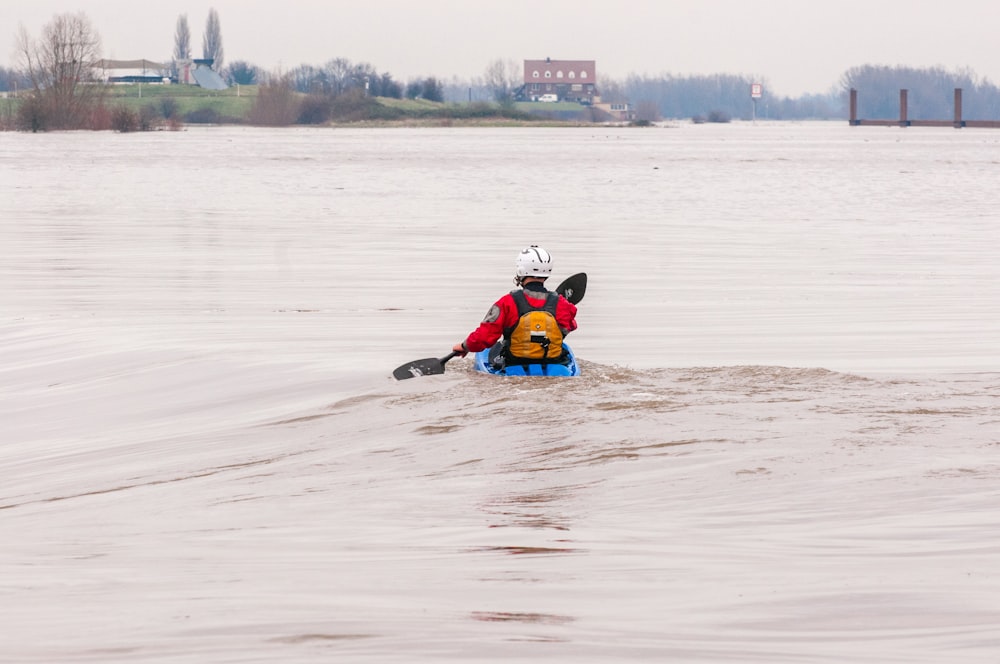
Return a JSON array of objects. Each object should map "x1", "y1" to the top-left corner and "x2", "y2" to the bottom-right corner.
[{"x1": 750, "y1": 83, "x2": 762, "y2": 125}]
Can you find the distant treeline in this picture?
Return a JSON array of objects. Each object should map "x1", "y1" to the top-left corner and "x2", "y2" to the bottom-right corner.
[
  {"x1": 841, "y1": 65, "x2": 1000, "y2": 120},
  {"x1": 457, "y1": 65, "x2": 1000, "y2": 122},
  {"x1": 596, "y1": 65, "x2": 1000, "y2": 121},
  {"x1": 5, "y1": 53, "x2": 1000, "y2": 124},
  {"x1": 614, "y1": 74, "x2": 841, "y2": 121}
]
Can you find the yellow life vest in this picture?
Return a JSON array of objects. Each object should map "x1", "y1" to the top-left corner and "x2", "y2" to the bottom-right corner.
[{"x1": 505, "y1": 290, "x2": 564, "y2": 362}]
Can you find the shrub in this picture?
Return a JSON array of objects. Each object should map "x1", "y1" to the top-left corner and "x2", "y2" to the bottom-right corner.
[
  {"x1": 111, "y1": 105, "x2": 139, "y2": 132},
  {"x1": 16, "y1": 94, "x2": 48, "y2": 132},
  {"x1": 367, "y1": 103, "x2": 405, "y2": 121},
  {"x1": 297, "y1": 94, "x2": 332, "y2": 124},
  {"x1": 329, "y1": 88, "x2": 382, "y2": 121},
  {"x1": 184, "y1": 107, "x2": 222, "y2": 124},
  {"x1": 139, "y1": 104, "x2": 160, "y2": 131},
  {"x1": 87, "y1": 103, "x2": 113, "y2": 130},
  {"x1": 159, "y1": 97, "x2": 179, "y2": 120},
  {"x1": 248, "y1": 77, "x2": 300, "y2": 126},
  {"x1": 0, "y1": 104, "x2": 13, "y2": 131}
]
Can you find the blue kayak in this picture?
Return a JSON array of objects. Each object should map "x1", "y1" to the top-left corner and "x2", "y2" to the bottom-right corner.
[{"x1": 473, "y1": 343, "x2": 579, "y2": 377}]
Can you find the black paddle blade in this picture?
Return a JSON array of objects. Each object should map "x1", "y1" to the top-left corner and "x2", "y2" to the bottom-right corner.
[
  {"x1": 392, "y1": 351, "x2": 458, "y2": 380},
  {"x1": 393, "y1": 358, "x2": 447, "y2": 380},
  {"x1": 556, "y1": 272, "x2": 587, "y2": 305}
]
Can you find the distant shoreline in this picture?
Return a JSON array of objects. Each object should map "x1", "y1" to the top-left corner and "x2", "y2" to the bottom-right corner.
[{"x1": 1, "y1": 84, "x2": 663, "y2": 132}]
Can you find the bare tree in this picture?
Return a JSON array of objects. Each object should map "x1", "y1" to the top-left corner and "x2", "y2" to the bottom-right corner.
[
  {"x1": 323, "y1": 58, "x2": 356, "y2": 96},
  {"x1": 174, "y1": 14, "x2": 191, "y2": 61},
  {"x1": 202, "y1": 8, "x2": 224, "y2": 70},
  {"x1": 16, "y1": 12, "x2": 103, "y2": 129},
  {"x1": 289, "y1": 64, "x2": 325, "y2": 94},
  {"x1": 484, "y1": 58, "x2": 521, "y2": 103}
]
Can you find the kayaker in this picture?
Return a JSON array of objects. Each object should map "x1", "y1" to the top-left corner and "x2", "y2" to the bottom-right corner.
[{"x1": 452, "y1": 246, "x2": 578, "y2": 369}]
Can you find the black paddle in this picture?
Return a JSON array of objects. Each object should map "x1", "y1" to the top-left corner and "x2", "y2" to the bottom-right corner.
[
  {"x1": 557, "y1": 272, "x2": 587, "y2": 305},
  {"x1": 393, "y1": 351, "x2": 459, "y2": 380},
  {"x1": 393, "y1": 272, "x2": 587, "y2": 380}
]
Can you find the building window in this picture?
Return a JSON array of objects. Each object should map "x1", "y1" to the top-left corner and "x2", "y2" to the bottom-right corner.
[
  {"x1": 544, "y1": 71, "x2": 552, "y2": 78},
  {"x1": 532, "y1": 71, "x2": 539, "y2": 78},
  {"x1": 568, "y1": 71, "x2": 576, "y2": 79},
  {"x1": 556, "y1": 71, "x2": 563, "y2": 78},
  {"x1": 580, "y1": 71, "x2": 588, "y2": 79}
]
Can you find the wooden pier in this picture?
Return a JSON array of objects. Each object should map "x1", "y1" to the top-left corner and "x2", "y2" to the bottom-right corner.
[{"x1": 849, "y1": 88, "x2": 1000, "y2": 128}]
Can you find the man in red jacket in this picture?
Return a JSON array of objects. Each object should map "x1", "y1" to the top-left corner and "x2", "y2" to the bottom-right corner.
[{"x1": 453, "y1": 246, "x2": 578, "y2": 368}]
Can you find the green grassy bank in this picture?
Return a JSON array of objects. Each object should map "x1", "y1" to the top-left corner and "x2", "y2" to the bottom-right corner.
[
  {"x1": 105, "y1": 82, "x2": 257, "y2": 121},
  {"x1": 1, "y1": 83, "x2": 610, "y2": 129}
]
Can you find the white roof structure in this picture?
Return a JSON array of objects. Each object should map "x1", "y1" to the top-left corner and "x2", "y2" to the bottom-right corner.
[{"x1": 94, "y1": 59, "x2": 168, "y2": 70}]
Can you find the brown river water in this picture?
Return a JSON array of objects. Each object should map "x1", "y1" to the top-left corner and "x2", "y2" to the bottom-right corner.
[{"x1": 2, "y1": 123, "x2": 999, "y2": 662}]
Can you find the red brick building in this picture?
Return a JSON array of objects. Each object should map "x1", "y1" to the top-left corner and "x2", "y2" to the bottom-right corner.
[{"x1": 522, "y1": 58, "x2": 598, "y2": 103}]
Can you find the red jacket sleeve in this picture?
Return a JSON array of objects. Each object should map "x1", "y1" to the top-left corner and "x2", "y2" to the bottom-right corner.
[
  {"x1": 464, "y1": 291, "x2": 577, "y2": 353},
  {"x1": 464, "y1": 293, "x2": 517, "y2": 353},
  {"x1": 556, "y1": 296, "x2": 578, "y2": 335}
]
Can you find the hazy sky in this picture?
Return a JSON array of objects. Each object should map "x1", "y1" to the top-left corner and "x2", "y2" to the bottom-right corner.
[{"x1": 4, "y1": 0, "x2": 1000, "y2": 96}]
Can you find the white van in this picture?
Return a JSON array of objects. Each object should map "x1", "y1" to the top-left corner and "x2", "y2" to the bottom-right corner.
[{"x1": 538, "y1": 94, "x2": 558, "y2": 103}]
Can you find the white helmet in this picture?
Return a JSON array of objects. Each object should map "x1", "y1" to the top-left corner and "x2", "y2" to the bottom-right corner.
[{"x1": 514, "y1": 245, "x2": 553, "y2": 280}]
